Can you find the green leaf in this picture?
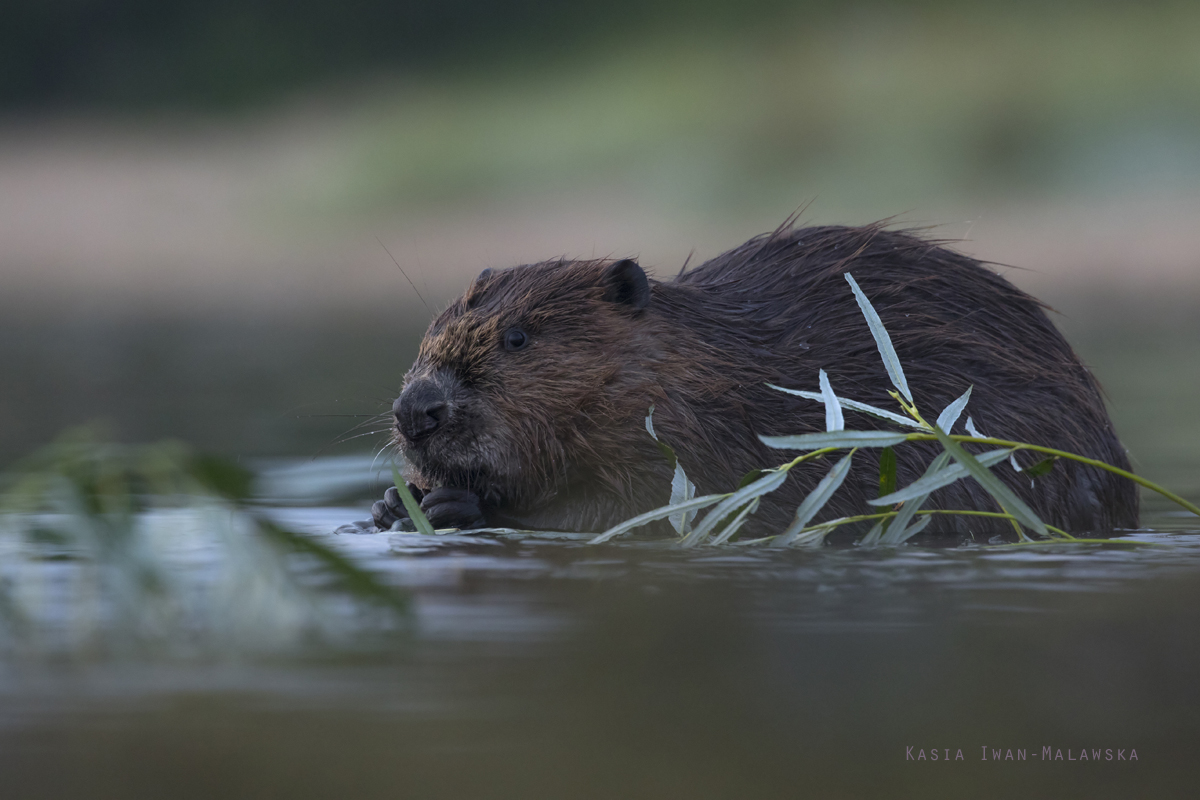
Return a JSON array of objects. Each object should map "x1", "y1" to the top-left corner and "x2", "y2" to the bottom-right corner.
[
  {"x1": 965, "y1": 416, "x2": 985, "y2": 438},
  {"x1": 767, "y1": 385, "x2": 923, "y2": 429},
  {"x1": 391, "y1": 466, "x2": 435, "y2": 535},
  {"x1": 845, "y1": 272, "x2": 911, "y2": 402},
  {"x1": 255, "y1": 517, "x2": 410, "y2": 612},
  {"x1": 590, "y1": 493, "x2": 729, "y2": 544},
  {"x1": 775, "y1": 453, "x2": 854, "y2": 546},
  {"x1": 878, "y1": 446, "x2": 897, "y2": 497},
  {"x1": 680, "y1": 470, "x2": 790, "y2": 547},
  {"x1": 648, "y1": 405, "x2": 696, "y2": 533},
  {"x1": 890, "y1": 513, "x2": 932, "y2": 544},
  {"x1": 861, "y1": 446, "x2": 899, "y2": 546},
  {"x1": 936, "y1": 386, "x2": 973, "y2": 434},
  {"x1": 930, "y1": 428, "x2": 1048, "y2": 537},
  {"x1": 858, "y1": 519, "x2": 886, "y2": 546},
  {"x1": 737, "y1": 469, "x2": 765, "y2": 489},
  {"x1": 869, "y1": 448, "x2": 1011, "y2": 505},
  {"x1": 786, "y1": 520, "x2": 850, "y2": 547},
  {"x1": 877, "y1": 451, "x2": 951, "y2": 545},
  {"x1": 645, "y1": 405, "x2": 678, "y2": 468},
  {"x1": 1024, "y1": 456, "x2": 1059, "y2": 479},
  {"x1": 187, "y1": 453, "x2": 255, "y2": 502},
  {"x1": 709, "y1": 497, "x2": 762, "y2": 545},
  {"x1": 760, "y1": 430, "x2": 908, "y2": 450},
  {"x1": 818, "y1": 369, "x2": 844, "y2": 432},
  {"x1": 668, "y1": 462, "x2": 697, "y2": 535}
]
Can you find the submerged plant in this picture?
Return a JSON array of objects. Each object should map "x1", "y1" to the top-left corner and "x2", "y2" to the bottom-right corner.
[
  {"x1": 591, "y1": 274, "x2": 1200, "y2": 548},
  {"x1": 0, "y1": 427, "x2": 408, "y2": 657}
]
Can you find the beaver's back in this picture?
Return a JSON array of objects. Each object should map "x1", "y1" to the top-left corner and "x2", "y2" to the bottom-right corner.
[{"x1": 654, "y1": 224, "x2": 1138, "y2": 535}]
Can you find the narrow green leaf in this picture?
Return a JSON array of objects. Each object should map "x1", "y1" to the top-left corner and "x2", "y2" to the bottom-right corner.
[
  {"x1": 861, "y1": 446, "x2": 899, "y2": 546},
  {"x1": 760, "y1": 430, "x2": 908, "y2": 450},
  {"x1": 931, "y1": 428, "x2": 1048, "y2": 537},
  {"x1": 818, "y1": 369, "x2": 844, "y2": 432},
  {"x1": 877, "y1": 451, "x2": 951, "y2": 545},
  {"x1": 187, "y1": 453, "x2": 254, "y2": 501},
  {"x1": 680, "y1": 470, "x2": 790, "y2": 547},
  {"x1": 1024, "y1": 456, "x2": 1059, "y2": 479},
  {"x1": 737, "y1": 469, "x2": 765, "y2": 489},
  {"x1": 845, "y1": 272, "x2": 911, "y2": 402},
  {"x1": 878, "y1": 446, "x2": 897, "y2": 497},
  {"x1": 965, "y1": 416, "x2": 985, "y2": 438},
  {"x1": 775, "y1": 453, "x2": 854, "y2": 546},
  {"x1": 858, "y1": 519, "x2": 887, "y2": 546},
  {"x1": 784, "y1": 523, "x2": 842, "y2": 548},
  {"x1": 767, "y1": 385, "x2": 923, "y2": 429},
  {"x1": 669, "y1": 462, "x2": 697, "y2": 535},
  {"x1": 589, "y1": 493, "x2": 728, "y2": 544},
  {"x1": 649, "y1": 405, "x2": 696, "y2": 534},
  {"x1": 936, "y1": 386, "x2": 973, "y2": 434},
  {"x1": 645, "y1": 406, "x2": 678, "y2": 467},
  {"x1": 869, "y1": 449, "x2": 1011, "y2": 505},
  {"x1": 391, "y1": 466, "x2": 435, "y2": 535},
  {"x1": 255, "y1": 517, "x2": 410, "y2": 612},
  {"x1": 891, "y1": 513, "x2": 932, "y2": 544},
  {"x1": 708, "y1": 497, "x2": 761, "y2": 545}
]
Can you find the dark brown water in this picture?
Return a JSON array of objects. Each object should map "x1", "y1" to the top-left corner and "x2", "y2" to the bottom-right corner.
[{"x1": 1, "y1": 294, "x2": 1198, "y2": 799}]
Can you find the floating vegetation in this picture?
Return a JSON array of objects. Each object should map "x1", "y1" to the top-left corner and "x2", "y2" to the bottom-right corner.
[
  {"x1": 588, "y1": 273, "x2": 1200, "y2": 548},
  {"x1": 0, "y1": 427, "x2": 409, "y2": 658}
]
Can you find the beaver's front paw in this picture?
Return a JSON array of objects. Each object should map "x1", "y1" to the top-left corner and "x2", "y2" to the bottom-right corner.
[
  {"x1": 420, "y1": 487, "x2": 487, "y2": 530},
  {"x1": 372, "y1": 483, "x2": 424, "y2": 531}
]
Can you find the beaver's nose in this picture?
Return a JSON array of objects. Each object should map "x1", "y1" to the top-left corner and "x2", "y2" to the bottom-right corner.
[{"x1": 395, "y1": 381, "x2": 449, "y2": 442}]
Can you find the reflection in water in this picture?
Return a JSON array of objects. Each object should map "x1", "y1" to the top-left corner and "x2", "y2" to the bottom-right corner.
[
  {"x1": 0, "y1": 495, "x2": 1198, "y2": 797},
  {"x1": 1, "y1": 298, "x2": 1198, "y2": 797}
]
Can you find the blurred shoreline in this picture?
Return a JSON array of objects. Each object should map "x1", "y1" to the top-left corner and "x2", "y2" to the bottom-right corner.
[
  {"x1": 3, "y1": 119, "x2": 1198, "y2": 319},
  {"x1": 6, "y1": 2, "x2": 1200, "y2": 319}
]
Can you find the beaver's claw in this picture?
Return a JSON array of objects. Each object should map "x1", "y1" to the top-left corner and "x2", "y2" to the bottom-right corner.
[
  {"x1": 372, "y1": 484, "x2": 486, "y2": 531},
  {"x1": 419, "y1": 487, "x2": 487, "y2": 530},
  {"x1": 371, "y1": 483, "x2": 424, "y2": 530}
]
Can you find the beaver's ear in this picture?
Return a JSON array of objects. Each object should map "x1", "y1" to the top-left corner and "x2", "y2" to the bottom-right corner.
[{"x1": 601, "y1": 259, "x2": 651, "y2": 309}]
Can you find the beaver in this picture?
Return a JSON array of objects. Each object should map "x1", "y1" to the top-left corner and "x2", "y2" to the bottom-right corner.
[{"x1": 371, "y1": 222, "x2": 1138, "y2": 540}]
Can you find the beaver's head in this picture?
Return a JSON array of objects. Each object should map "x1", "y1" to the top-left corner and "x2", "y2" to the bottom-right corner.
[{"x1": 392, "y1": 258, "x2": 656, "y2": 510}]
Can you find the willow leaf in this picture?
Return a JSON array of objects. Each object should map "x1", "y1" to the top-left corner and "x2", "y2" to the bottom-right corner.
[
  {"x1": 775, "y1": 453, "x2": 854, "y2": 546},
  {"x1": 819, "y1": 370, "x2": 844, "y2": 432},
  {"x1": 767, "y1": 385, "x2": 924, "y2": 429},
  {"x1": 931, "y1": 428, "x2": 1048, "y2": 537},
  {"x1": 876, "y1": 451, "x2": 952, "y2": 545},
  {"x1": 858, "y1": 519, "x2": 886, "y2": 546},
  {"x1": 845, "y1": 272, "x2": 911, "y2": 402},
  {"x1": 878, "y1": 446, "x2": 897, "y2": 497},
  {"x1": 936, "y1": 386, "x2": 973, "y2": 434},
  {"x1": 590, "y1": 493, "x2": 728, "y2": 545},
  {"x1": 647, "y1": 405, "x2": 695, "y2": 533},
  {"x1": 1025, "y1": 456, "x2": 1059, "y2": 479},
  {"x1": 891, "y1": 513, "x2": 932, "y2": 544},
  {"x1": 869, "y1": 449, "x2": 1010, "y2": 506},
  {"x1": 760, "y1": 431, "x2": 908, "y2": 451},
  {"x1": 669, "y1": 463, "x2": 697, "y2": 535},
  {"x1": 708, "y1": 497, "x2": 761, "y2": 545},
  {"x1": 680, "y1": 470, "x2": 789, "y2": 548},
  {"x1": 645, "y1": 406, "x2": 679, "y2": 467}
]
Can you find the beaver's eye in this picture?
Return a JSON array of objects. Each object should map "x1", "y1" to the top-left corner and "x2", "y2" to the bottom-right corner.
[{"x1": 503, "y1": 328, "x2": 528, "y2": 352}]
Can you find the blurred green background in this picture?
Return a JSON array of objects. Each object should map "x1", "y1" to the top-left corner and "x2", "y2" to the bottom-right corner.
[{"x1": 2, "y1": 0, "x2": 1199, "y2": 480}]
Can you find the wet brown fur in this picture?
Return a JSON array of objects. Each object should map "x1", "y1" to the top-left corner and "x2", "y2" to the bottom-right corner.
[{"x1": 394, "y1": 223, "x2": 1139, "y2": 540}]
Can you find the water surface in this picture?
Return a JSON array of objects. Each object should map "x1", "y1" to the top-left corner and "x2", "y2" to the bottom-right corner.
[{"x1": 1, "y1": 300, "x2": 1198, "y2": 799}]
